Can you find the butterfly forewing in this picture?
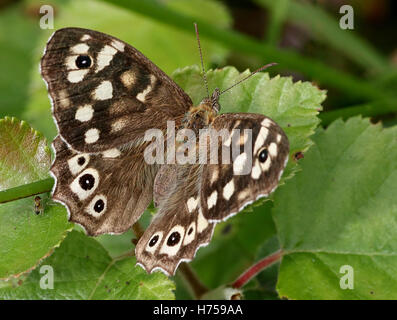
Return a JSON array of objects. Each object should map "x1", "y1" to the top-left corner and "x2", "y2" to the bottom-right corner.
[
  {"x1": 200, "y1": 113, "x2": 289, "y2": 222},
  {"x1": 41, "y1": 28, "x2": 192, "y2": 153}
]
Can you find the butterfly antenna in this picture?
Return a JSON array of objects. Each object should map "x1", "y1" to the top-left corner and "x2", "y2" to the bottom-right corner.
[
  {"x1": 220, "y1": 63, "x2": 278, "y2": 95},
  {"x1": 194, "y1": 22, "x2": 210, "y2": 99}
]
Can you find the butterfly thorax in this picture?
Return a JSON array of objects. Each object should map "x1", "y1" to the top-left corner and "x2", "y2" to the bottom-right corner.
[{"x1": 183, "y1": 89, "x2": 221, "y2": 134}]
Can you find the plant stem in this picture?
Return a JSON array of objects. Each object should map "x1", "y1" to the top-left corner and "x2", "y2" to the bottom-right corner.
[
  {"x1": 265, "y1": 0, "x2": 289, "y2": 45},
  {"x1": 102, "y1": 0, "x2": 392, "y2": 102},
  {"x1": 319, "y1": 100, "x2": 397, "y2": 125},
  {"x1": 178, "y1": 263, "x2": 209, "y2": 299},
  {"x1": 0, "y1": 177, "x2": 54, "y2": 203},
  {"x1": 257, "y1": 0, "x2": 390, "y2": 73},
  {"x1": 232, "y1": 250, "x2": 283, "y2": 289}
]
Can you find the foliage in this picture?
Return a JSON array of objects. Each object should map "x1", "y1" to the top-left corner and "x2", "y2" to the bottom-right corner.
[
  {"x1": 0, "y1": 231, "x2": 175, "y2": 299},
  {"x1": 274, "y1": 117, "x2": 397, "y2": 299},
  {"x1": 0, "y1": 0, "x2": 396, "y2": 300},
  {"x1": 0, "y1": 117, "x2": 72, "y2": 280},
  {"x1": 0, "y1": 65, "x2": 323, "y2": 299}
]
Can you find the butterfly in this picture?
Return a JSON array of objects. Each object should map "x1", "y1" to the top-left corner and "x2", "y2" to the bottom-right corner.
[{"x1": 41, "y1": 27, "x2": 289, "y2": 276}]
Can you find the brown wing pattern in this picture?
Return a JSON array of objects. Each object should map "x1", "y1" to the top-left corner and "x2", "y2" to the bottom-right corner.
[
  {"x1": 41, "y1": 28, "x2": 192, "y2": 153},
  {"x1": 51, "y1": 136, "x2": 158, "y2": 236},
  {"x1": 135, "y1": 164, "x2": 215, "y2": 276},
  {"x1": 200, "y1": 113, "x2": 289, "y2": 222}
]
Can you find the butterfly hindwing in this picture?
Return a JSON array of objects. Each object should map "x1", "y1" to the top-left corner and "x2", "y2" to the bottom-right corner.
[
  {"x1": 200, "y1": 113, "x2": 289, "y2": 222},
  {"x1": 51, "y1": 136, "x2": 158, "y2": 235},
  {"x1": 41, "y1": 28, "x2": 192, "y2": 153},
  {"x1": 135, "y1": 164, "x2": 215, "y2": 276}
]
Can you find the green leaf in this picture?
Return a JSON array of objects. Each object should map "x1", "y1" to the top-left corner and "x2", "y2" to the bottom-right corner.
[
  {"x1": 0, "y1": 231, "x2": 175, "y2": 300},
  {"x1": 0, "y1": 196, "x2": 72, "y2": 280},
  {"x1": 0, "y1": 117, "x2": 50, "y2": 190},
  {"x1": 0, "y1": 117, "x2": 72, "y2": 279},
  {"x1": 173, "y1": 65, "x2": 326, "y2": 180},
  {"x1": 23, "y1": 0, "x2": 230, "y2": 139},
  {"x1": 274, "y1": 117, "x2": 397, "y2": 299}
]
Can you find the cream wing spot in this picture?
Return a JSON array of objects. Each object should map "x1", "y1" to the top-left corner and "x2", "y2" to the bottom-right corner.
[
  {"x1": 95, "y1": 45, "x2": 117, "y2": 72},
  {"x1": 183, "y1": 222, "x2": 196, "y2": 246},
  {"x1": 71, "y1": 43, "x2": 89, "y2": 54},
  {"x1": 210, "y1": 167, "x2": 219, "y2": 185},
  {"x1": 67, "y1": 154, "x2": 90, "y2": 176},
  {"x1": 65, "y1": 56, "x2": 77, "y2": 70},
  {"x1": 111, "y1": 40, "x2": 125, "y2": 52},
  {"x1": 111, "y1": 119, "x2": 127, "y2": 132},
  {"x1": 102, "y1": 148, "x2": 121, "y2": 158},
  {"x1": 223, "y1": 179, "x2": 235, "y2": 200},
  {"x1": 254, "y1": 127, "x2": 269, "y2": 154},
  {"x1": 85, "y1": 128, "x2": 100, "y2": 144},
  {"x1": 80, "y1": 34, "x2": 91, "y2": 41},
  {"x1": 240, "y1": 132, "x2": 249, "y2": 145},
  {"x1": 207, "y1": 191, "x2": 218, "y2": 209},
  {"x1": 187, "y1": 197, "x2": 199, "y2": 213},
  {"x1": 251, "y1": 160, "x2": 262, "y2": 179},
  {"x1": 223, "y1": 132, "x2": 233, "y2": 147},
  {"x1": 93, "y1": 81, "x2": 113, "y2": 100},
  {"x1": 75, "y1": 105, "x2": 94, "y2": 122},
  {"x1": 259, "y1": 154, "x2": 272, "y2": 172},
  {"x1": 261, "y1": 118, "x2": 273, "y2": 127},
  {"x1": 233, "y1": 153, "x2": 247, "y2": 175},
  {"x1": 86, "y1": 195, "x2": 107, "y2": 218},
  {"x1": 120, "y1": 70, "x2": 136, "y2": 89},
  {"x1": 67, "y1": 69, "x2": 89, "y2": 83},
  {"x1": 238, "y1": 189, "x2": 250, "y2": 201},
  {"x1": 197, "y1": 208, "x2": 209, "y2": 233},
  {"x1": 57, "y1": 90, "x2": 70, "y2": 108},
  {"x1": 70, "y1": 168, "x2": 100, "y2": 200},
  {"x1": 146, "y1": 232, "x2": 163, "y2": 253},
  {"x1": 159, "y1": 225, "x2": 185, "y2": 256},
  {"x1": 268, "y1": 142, "x2": 278, "y2": 158}
]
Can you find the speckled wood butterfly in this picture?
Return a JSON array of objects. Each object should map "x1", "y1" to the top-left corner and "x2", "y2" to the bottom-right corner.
[{"x1": 41, "y1": 27, "x2": 289, "y2": 276}]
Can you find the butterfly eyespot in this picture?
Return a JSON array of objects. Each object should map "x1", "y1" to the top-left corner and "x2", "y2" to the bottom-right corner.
[
  {"x1": 75, "y1": 55, "x2": 91, "y2": 69},
  {"x1": 258, "y1": 148, "x2": 268, "y2": 163},
  {"x1": 167, "y1": 232, "x2": 181, "y2": 246},
  {"x1": 149, "y1": 235, "x2": 159, "y2": 247},
  {"x1": 79, "y1": 173, "x2": 95, "y2": 190},
  {"x1": 77, "y1": 156, "x2": 86, "y2": 166},
  {"x1": 94, "y1": 199, "x2": 105, "y2": 213}
]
